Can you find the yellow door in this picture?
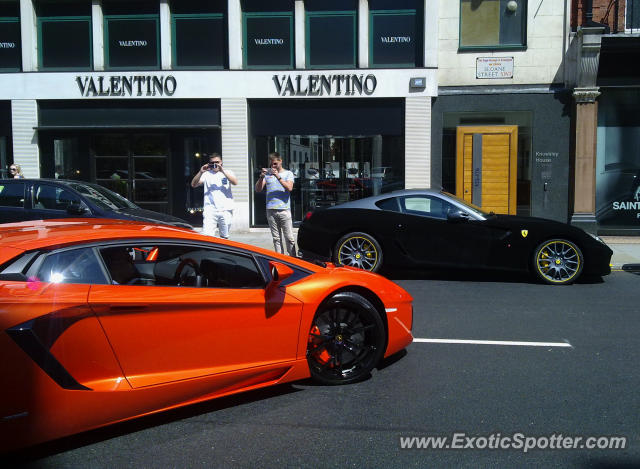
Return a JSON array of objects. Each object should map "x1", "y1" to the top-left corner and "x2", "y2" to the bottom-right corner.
[{"x1": 456, "y1": 126, "x2": 518, "y2": 215}]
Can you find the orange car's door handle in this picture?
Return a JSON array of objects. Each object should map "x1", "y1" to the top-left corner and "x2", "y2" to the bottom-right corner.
[{"x1": 109, "y1": 305, "x2": 149, "y2": 314}]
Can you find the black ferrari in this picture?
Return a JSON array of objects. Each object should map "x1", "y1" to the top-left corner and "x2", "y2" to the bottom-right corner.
[{"x1": 297, "y1": 189, "x2": 613, "y2": 285}]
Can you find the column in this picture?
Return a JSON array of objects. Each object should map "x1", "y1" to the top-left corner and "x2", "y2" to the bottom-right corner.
[
  {"x1": 11, "y1": 100, "x2": 39, "y2": 178},
  {"x1": 92, "y1": 0, "x2": 104, "y2": 70},
  {"x1": 221, "y1": 98, "x2": 250, "y2": 231},
  {"x1": 159, "y1": 0, "x2": 171, "y2": 70},
  {"x1": 358, "y1": 0, "x2": 368, "y2": 68},
  {"x1": 228, "y1": 0, "x2": 242, "y2": 69},
  {"x1": 405, "y1": 96, "x2": 431, "y2": 189},
  {"x1": 294, "y1": 0, "x2": 305, "y2": 68},
  {"x1": 19, "y1": 0, "x2": 37, "y2": 71},
  {"x1": 570, "y1": 26, "x2": 604, "y2": 233}
]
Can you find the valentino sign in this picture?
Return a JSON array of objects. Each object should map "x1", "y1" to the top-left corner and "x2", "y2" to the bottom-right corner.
[
  {"x1": 76, "y1": 75, "x2": 177, "y2": 97},
  {"x1": 273, "y1": 74, "x2": 377, "y2": 96}
]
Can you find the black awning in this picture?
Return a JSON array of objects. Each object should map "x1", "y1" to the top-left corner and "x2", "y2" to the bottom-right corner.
[
  {"x1": 249, "y1": 98, "x2": 404, "y2": 136},
  {"x1": 34, "y1": 124, "x2": 220, "y2": 130},
  {"x1": 38, "y1": 99, "x2": 221, "y2": 129}
]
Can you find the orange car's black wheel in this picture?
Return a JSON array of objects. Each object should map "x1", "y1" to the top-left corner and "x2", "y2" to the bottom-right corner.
[{"x1": 307, "y1": 292, "x2": 385, "y2": 385}]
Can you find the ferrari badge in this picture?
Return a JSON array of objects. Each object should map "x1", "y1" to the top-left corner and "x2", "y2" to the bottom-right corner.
[{"x1": 521, "y1": 230, "x2": 528, "y2": 238}]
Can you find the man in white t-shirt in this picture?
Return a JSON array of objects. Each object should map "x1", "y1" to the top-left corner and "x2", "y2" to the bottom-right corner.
[
  {"x1": 254, "y1": 152, "x2": 296, "y2": 256},
  {"x1": 191, "y1": 153, "x2": 237, "y2": 238}
]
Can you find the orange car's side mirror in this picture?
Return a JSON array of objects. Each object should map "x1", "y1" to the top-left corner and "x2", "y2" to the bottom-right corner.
[{"x1": 268, "y1": 261, "x2": 294, "y2": 286}]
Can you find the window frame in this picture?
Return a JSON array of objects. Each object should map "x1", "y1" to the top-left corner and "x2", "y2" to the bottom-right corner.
[
  {"x1": 305, "y1": 10, "x2": 357, "y2": 69},
  {"x1": 0, "y1": 13, "x2": 21, "y2": 72},
  {"x1": 368, "y1": 8, "x2": 418, "y2": 68},
  {"x1": 243, "y1": 10, "x2": 294, "y2": 70},
  {"x1": 37, "y1": 14, "x2": 93, "y2": 71},
  {"x1": 458, "y1": 0, "x2": 527, "y2": 52},
  {"x1": 171, "y1": 12, "x2": 227, "y2": 70},
  {"x1": 104, "y1": 13, "x2": 160, "y2": 70}
]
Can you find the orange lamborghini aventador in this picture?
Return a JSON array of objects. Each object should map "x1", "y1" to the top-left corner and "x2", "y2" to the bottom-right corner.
[{"x1": 0, "y1": 219, "x2": 413, "y2": 451}]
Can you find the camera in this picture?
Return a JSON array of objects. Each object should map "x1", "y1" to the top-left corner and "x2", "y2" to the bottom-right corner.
[{"x1": 209, "y1": 163, "x2": 218, "y2": 169}]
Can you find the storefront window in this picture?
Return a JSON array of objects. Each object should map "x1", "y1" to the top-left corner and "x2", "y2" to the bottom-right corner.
[
  {"x1": 243, "y1": 0, "x2": 294, "y2": 69},
  {"x1": 596, "y1": 89, "x2": 640, "y2": 231},
  {"x1": 104, "y1": 1, "x2": 159, "y2": 69},
  {"x1": 250, "y1": 135, "x2": 404, "y2": 226},
  {"x1": 37, "y1": 1, "x2": 92, "y2": 70},
  {"x1": 306, "y1": 0, "x2": 356, "y2": 68},
  {"x1": 172, "y1": 0, "x2": 226, "y2": 69},
  {"x1": 459, "y1": 0, "x2": 526, "y2": 50},
  {"x1": 627, "y1": 0, "x2": 640, "y2": 31},
  {"x1": 369, "y1": 0, "x2": 422, "y2": 68},
  {"x1": 0, "y1": 1, "x2": 21, "y2": 72}
]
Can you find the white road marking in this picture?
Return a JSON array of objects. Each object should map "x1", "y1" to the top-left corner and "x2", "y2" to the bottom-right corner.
[{"x1": 412, "y1": 338, "x2": 572, "y2": 348}]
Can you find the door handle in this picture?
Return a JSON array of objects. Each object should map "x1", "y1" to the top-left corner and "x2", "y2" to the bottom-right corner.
[{"x1": 109, "y1": 305, "x2": 149, "y2": 314}]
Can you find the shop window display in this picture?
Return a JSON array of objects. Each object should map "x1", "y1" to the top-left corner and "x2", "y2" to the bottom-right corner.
[
  {"x1": 37, "y1": 0, "x2": 92, "y2": 70},
  {"x1": 172, "y1": 0, "x2": 227, "y2": 69},
  {"x1": 305, "y1": 0, "x2": 357, "y2": 68},
  {"x1": 0, "y1": 1, "x2": 21, "y2": 72},
  {"x1": 369, "y1": 0, "x2": 423, "y2": 68},
  {"x1": 596, "y1": 89, "x2": 640, "y2": 231},
  {"x1": 104, "y1": 1, "x2": 159, "y2": 69},
  {"x1": 251, "y1": 135, "x2": 404, "y2": 226}
]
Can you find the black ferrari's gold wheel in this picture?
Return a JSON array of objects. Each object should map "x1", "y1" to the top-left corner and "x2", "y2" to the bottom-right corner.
[
  {"x1": 533, "y1": 239, "x2": 583, "y2": 285},
  {"x1": 334, "y1": 232, "x2": 382, "y2": 272}
]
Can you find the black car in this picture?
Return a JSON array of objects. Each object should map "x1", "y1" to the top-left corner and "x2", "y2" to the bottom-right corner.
[
  {"x1": 298, "y1": 189, "x2": 613, "y2": 285},
  {"x1": 0, "y1": 179, "x2": 192, "y2": 229}
]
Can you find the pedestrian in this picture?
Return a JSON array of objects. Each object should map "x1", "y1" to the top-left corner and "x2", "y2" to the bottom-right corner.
[
  {"x1": 9, "y1": 164, "x2": 24, "y2": 179},
  {"x1": 255, "y1": 152, "x2": 297, "y2": 256},
  {"x1": 191, "y1": 152, "x2": 237, "y2": 239}
]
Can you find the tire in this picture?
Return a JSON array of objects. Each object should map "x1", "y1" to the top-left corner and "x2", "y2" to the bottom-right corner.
[
  {"x1": 333, "y1": 232, "x2": 383, "y2": 272},
  {"x1": 533, "y1": 239, "x2": 584, "y2": 285},
  {"x1": 307, "y1": 292, "x2": 386, "y2": 385}
]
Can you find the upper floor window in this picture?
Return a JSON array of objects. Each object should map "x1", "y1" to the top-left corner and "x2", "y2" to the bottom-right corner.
[
  {"x1": 243, "y1": 0, "x2": 294, "y2": 69},
  {"x1": 459, "y1": 0, "x2": 527, "y2": 50},
  {"x1": 305, "y1": 0, "x2": 357, "y2": 68},
  {"x1": 627, "y1": 0, "x2": 640, "y2": 32},
  {"x1": 37, "y1": 0, "x2": 92, "y2": 70},
  {"x1": 369, "y1": 0, "x2": 423, "y2": 68},
  {"x1": 104, "y1": 0, "x2": 159, "y2": 70},
  {"x1": 172, "y1": 0, "x2": 227, "y2": 69},
  {"x1": 0, "y1": 1, "x2": 21, "y2": 71}
]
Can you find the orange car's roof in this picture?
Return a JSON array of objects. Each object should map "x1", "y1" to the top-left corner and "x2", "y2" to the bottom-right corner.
[{"x1": 0, "y1": 219, "x2": 319, "y2": 270}]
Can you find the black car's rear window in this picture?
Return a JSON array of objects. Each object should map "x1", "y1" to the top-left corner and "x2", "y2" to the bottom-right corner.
[
  {"x1": 0, "y1": 182, "x2": 26, "y2": 208},
  {"x1": 375, "y1": 197, "x2": 400, "y2": 212}
]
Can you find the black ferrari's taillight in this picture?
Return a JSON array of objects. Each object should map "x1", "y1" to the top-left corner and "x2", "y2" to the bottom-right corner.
[{"x1": 304, "y1": 211, "x2": 313, "y2": 221}]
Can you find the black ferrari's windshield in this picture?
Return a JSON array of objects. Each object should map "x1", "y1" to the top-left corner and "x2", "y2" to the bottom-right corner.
[
  {"x1": 67, "y1": 183, "x2": 138, "y2": 211},
  {"x1": 442, "y1": 191, "x2": 490, "y2": 218}
]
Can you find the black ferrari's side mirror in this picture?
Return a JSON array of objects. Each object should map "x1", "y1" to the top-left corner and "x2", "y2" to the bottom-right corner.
[
  {"x1": 447, "y1": 210, "x2": 470, "y2": 223},
  {"x1": 66, "y1": 202, "x2": 88, "y2": 215}
]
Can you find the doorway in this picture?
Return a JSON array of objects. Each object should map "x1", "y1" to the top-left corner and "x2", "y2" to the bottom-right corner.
[
  {"x1": 93, "y1": 134, "x2": 170, "y2": 214},
  {"x1": 455, "y1": 125, "x2": 518, "y2": 215}
]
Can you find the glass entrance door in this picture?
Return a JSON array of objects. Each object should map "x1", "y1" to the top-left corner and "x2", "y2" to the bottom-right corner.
[{"x1": 93, "y1": 134, "x2": 170, "y2": 213}]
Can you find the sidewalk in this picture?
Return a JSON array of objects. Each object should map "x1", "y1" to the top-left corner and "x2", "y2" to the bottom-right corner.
[{"x1": 207, "y1": 229, "x2": 640, "y2": 271}]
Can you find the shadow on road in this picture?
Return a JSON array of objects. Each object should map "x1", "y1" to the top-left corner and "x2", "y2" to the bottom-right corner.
[
  {"x1": 382, "y1": 266, "x2": 606, "y2": 285},
  {"x1": 5, "y1": 383, "x2": 302, "y2": 465}
]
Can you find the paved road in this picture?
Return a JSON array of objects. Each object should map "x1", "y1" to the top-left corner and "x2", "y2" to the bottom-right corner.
[{"x1": 12, "y1": 271, "x2": 640, "y2": 468}]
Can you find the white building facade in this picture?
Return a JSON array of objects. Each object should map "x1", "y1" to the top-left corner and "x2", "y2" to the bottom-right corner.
[
  {"x1": 0, "y1": 0, "x2": 438, "y2": 230},
  {"x1": 431, "y1": 0, "x2": 573, "y2": 223}
]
